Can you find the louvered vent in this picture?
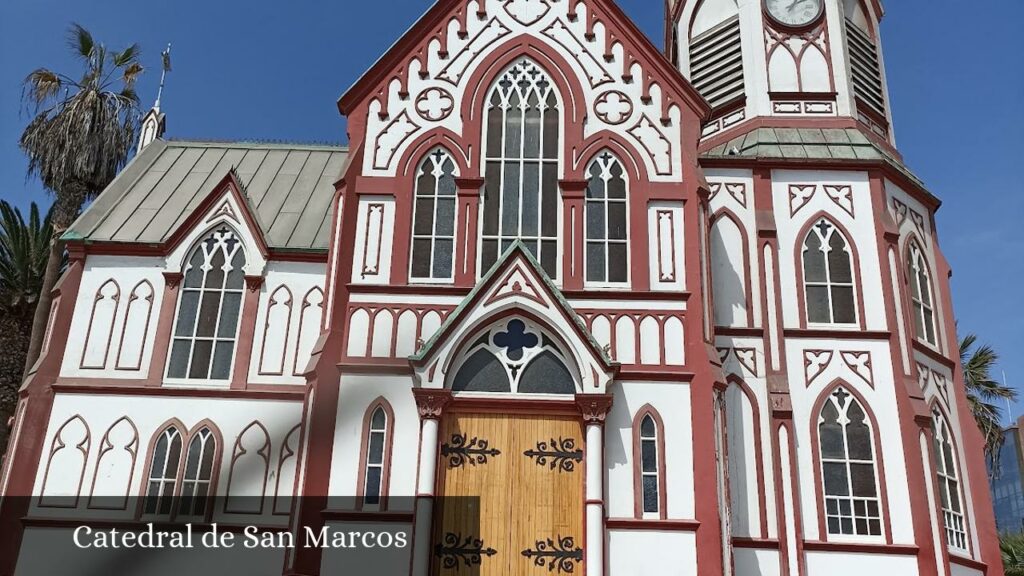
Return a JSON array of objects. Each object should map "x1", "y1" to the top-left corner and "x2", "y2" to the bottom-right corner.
[
  {"x1": 846, "y1": 19, "x2": 886, "y2": 116},
  {"x1": 689, "y1": 16, "x2": 744, "y2": 109}
]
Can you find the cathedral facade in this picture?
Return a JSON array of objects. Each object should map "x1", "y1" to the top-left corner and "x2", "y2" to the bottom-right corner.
[{"x1": 0, "y1": 0, "x2": 1002, "y2": 575}]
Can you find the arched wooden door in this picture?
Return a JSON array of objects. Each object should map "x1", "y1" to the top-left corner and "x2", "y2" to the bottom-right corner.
[{"x1": 431, "y1": 410, "x2": 585, "y2": 575}]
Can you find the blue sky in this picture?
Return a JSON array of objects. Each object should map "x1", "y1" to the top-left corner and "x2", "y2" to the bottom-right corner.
[{"x1": 1, "y1": 0, "x2": 1022, "y2": 418}]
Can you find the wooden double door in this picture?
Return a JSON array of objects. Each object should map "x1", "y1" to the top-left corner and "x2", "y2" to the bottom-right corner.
[{"x1": 432, "y1": 412, "x2": 585, "y2": 575}]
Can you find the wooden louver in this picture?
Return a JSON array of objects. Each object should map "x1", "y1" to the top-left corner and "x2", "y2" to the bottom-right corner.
[
  {"x1": 689, "y1": 15, "x2": 745, "y2": 109},
  {"x1": 846, "y1": 18, "x2": 886, "y2": 117}
]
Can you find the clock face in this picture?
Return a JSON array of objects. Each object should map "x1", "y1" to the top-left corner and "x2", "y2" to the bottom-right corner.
[{"x1": 765, "y1": 0, "x2": 824, "y2": 27}]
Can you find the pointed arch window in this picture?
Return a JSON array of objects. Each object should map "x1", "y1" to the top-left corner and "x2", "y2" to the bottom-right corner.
[
  {"x1": 410, "y1": 149, "x2": 458, "y2": 281},
  {"x1": 802, "y1": 218, "x2": 857, "y2": 325},
  {"x1": 585, "y1": 152, "x2": 629, "y2": 284},
  {"x1": 481, "y1": 59, "x2": 560, "y2": 278},
  {"x1": 143, "y1": 424, "x2": 219, "y2": 518},
  {"x1": 907, "y1": 241, "x2": 937, "y2": 346},
  {"x1": 933, "y1": 410, "x2": 968, "y2": 551},
  {"x1": 168, "y1": 227, "x2": 246, "y2": 381},
  {"x1": 634, "y1": 411, "x2": 665, "y2": 517},
  {"x1": 817, "y1": 387, "x2": 882, "y2": 537},
  {"x1": 359, "y1": 402, "x2": 393, "y2": 509},
  {"x1": 451, "y1": 319, "x2": 576, "y2": 394}
]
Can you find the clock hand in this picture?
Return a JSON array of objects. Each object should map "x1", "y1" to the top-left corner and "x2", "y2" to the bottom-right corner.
[{"x1": 786, "y1": 0, "x2": 809, "y2": 11}]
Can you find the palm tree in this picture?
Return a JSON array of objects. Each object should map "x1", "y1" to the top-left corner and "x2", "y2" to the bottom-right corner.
[
  {"x1": 960, "y1": 333, "x2": 1015, "y2": 472},
  {"x1": 18, "y1": 23, "x2": 143, "y2": 377},
  {"x1": 1002, "y1": 533, "x2": 1024, "y2": 576},
  {"x1": 0, "y1": 201, "x2": 53, "y2": 454}
]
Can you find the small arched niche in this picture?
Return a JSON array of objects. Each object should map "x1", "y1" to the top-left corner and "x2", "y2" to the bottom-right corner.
[{"x1": 449, "y1": 317, "x2": 579, "y2": 395}]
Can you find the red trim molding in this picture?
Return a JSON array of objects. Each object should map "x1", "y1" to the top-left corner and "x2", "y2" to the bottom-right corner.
[{"x1": 605, "y1": 518, "x2": 700, "y2": 531}]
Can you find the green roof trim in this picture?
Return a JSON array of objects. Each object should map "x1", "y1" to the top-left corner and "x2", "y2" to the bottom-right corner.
[
  {"x1": 409, "y1": 240, "x2": 613, "y2": 366},
  {"x1": 701, "y1": 127, "x2": 928, "y2": 190}
]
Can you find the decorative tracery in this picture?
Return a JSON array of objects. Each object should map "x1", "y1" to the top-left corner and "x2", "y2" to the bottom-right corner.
[
  {"x1": 451, "y1": 319, "x2": 575, "y2": 394},
  {"x1": 584, "y1": 152, "x2": 628, "y2": 284},
  {"x1": 168, "y1": 227, "x2": 246, "y2": 381},
  {"x1": 802, "y1": 218, "x2": 857, "y2": 325},
  {"x1": 481, "y1": 59, "x2": 560, "y2": 278},
  {"x1": 817, "y1": 387, "x2": 882, "y2": 537},
  {"x1": 410, "y1": 149, "x2": 458, "y2": 280}
]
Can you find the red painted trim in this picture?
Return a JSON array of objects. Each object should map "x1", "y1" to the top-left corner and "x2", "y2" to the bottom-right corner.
[
  {"x1": 79, "y1": 279, "x2": 120, "y2": 370},
  {"x1": 732, "y1": 537, "x2": 780, "y2": 549},
  {"x1": 808, "y1": 380, "x2": 894, "y2": 544},
  {"x1": 912, "y1": 339, "x2": 956, "y2": 371},
  {"x1": 293, "y1": 287, "x2": 325, "y2": 376},
  {"x1": 802, "y1": 541, "x2": 919, "y2": 555},
  {"x1": 37, "y1": 415, "x2": 91, "y2": 509},
  {"x1": 115, "y1": 280, "x2": 156, "y2": 371},
  {"x1": 223, "y1": 420, "x2": 272, "y2": 515},
  {"x1": 86, "y1": 416, "x2": 139, "y2": 511},
  {"x1": 320, "y1": 510, "x2": 415, "y2": 523},
  {"x1": 272, "y1": 424, "x2": 302, "y2": 515},
  {"x1": 230, "y1": 275, "x2": 264, "y2": 389},
  {"x1": 257, "y1": 285, "x2": 294, "y2": 376},
  {"x1": 783, "y1": 328, "x2": 890, "y2": 340},
  {"x1": 631, "y1": 405, "x2": 668, "y2": 519},
  {"x1": 605, "y1": 518, "x2": 699, "y2": 531},
  {"x1": 948, "y1": 553, "x2": 989, "y2": 573},
  {"x1": 51, "y1": 383, "x2": 305, "y2": 401},
  {"x1": 355, "y1": 398, "x2": 395, "y2": 511}
]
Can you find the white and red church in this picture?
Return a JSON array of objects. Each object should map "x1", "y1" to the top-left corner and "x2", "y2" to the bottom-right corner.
[{"x1": 0, "y1": 0, "x2": 1002, "y2": 574}]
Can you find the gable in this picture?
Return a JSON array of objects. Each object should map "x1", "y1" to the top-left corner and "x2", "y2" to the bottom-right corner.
[
  {"x1": 339, "y1": 0, "x2": 709, "y2": 182},
  {"x1": 411, "y1": 242, "x2": 616, "y2": 390}
]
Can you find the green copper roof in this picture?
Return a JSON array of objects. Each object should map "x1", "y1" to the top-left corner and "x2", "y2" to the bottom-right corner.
[
  {"x1": 701, "y1": 127, "x2": 927, "y2": 190},
  {"x1": 410, "y1": 240, "x2": 613, "y2": 366}
]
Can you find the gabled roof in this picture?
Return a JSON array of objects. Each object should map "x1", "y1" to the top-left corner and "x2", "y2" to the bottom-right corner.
[
  {"x1": 65, "y1": 139, "x2": 349, "y2": 252},
  {"x1": 410, "y1": 241, "x2": 613, "y2": 368}
]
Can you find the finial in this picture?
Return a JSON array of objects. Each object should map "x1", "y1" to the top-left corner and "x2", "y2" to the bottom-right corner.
[{"x1": 154, "y1": 43, "x2": 172, "y2": 110}]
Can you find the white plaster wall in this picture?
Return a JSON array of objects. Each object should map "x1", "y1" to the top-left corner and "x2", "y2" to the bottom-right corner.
[
  {"x1": 350, "y1": 196, "x2": 396, "y2": 285},
  {"x1": 805, "y1": 550, "x2": 919, "y2": 575},
  {"x1": 705, "y1": 169, "x2": 760, "y2": 329},
  {"x1": 328, "y1": 374, "x2": 420, "y2": 512},
  {"x1": 247, "y1": 261, "x2": 326, "y2": 384},
  {"x1": 60, "y1": 256, "x2": 166, "y2": 379},
  {"x1": 785, "y1": 338, "x2": 915, "y2": 544},
  {"x1": 30, "y1": 392, "x2": 302, "y2": 526},
  {"x1": 733, "y1": 548, "x2": 781, "y2": 576},
  {"x1": 950, "y1": 562, "x2": 984, "y2": 576},
  {"x1": 607, "y1": 529, "x2": 696, "y2": 575},
  {"x1": 773, "y1": 169, "x2": 886, "y2": 331},
  {"x1": 606, "y1": 381, "x2": 694, "y2": 520}
]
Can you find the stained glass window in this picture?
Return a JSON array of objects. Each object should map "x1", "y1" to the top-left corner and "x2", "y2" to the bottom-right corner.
[
  {"x1": 933, "y1": 410, "x2": 968, "y2": 551},
  {"x1": 818, "y1": 387, "x2": 882, "y2": 537},
  {"x1": 803, "y1": 219, "x2": 857, "y2": 325},
  {"x1": 481, "y1": 59, "x2": 560, "y2": 278},
  {"x1": 168, "y1": 227, "x2": 246, "y2": 381},
  {"x1": 585, "y1": 152, "x2": 628, "y2": 284},
  {"x1": 410, "y1": 149, "x2": 458, "y2": 280},
  {"x1": 907, "y1": 242, "x2": 937, "y2": 345}
]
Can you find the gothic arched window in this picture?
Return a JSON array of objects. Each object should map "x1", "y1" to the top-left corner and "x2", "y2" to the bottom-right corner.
[
  {"x1": 168, "y1": 227, "x2": 246, "y2": 381},
  {"x1": 634, "y1": 410, "x2": 665, "y2": 517},
  {"x1": 585, "y1": 153, "x2": 628, "y2": 284},
  {"x1": 143, "y1": 425, "x2": 183, "y2": 515},
  {"x1": 907, "y1": 241, "x2": 937, "y2": 346},
  {"x1": 410, "y1": 149, "x2": 458, "y2": 281},
  {"x1": 802, "y1": 218, "x2": 857, "y2": 325},
  {"x1": 451, "y1": 319, "x2": 575, "y2": 394},
  {"x1": 178, "y1": 427, "x2": 217, "y2": 517},
  {"x1": 817, "y1": 387, "x2": 882, "y2": 537},
  {"x1": 143, "y1": 423, "x2": 219, "y2": 518},
  {"x1": 481, "y1": 59, "x2": 560, "y2": 278},
  {"x1": 360, "y1": 402, "x2": 393, "y2": 509},
  {"x1": 933, "y1": 410, "x2": 968, "y2": 551}
]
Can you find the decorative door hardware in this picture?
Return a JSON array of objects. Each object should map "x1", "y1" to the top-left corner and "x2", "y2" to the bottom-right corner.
[
  {"x1": 521, "y1": 536, "x2": 583, "y2": 573},
  {"x1": 440, "y1": 433, "x2": 501, "y2": 468},
  {"x1": 523, "y1": 437, "x2": 583, "y2": 472},
  {"x1": 434, "y1": 532, "x2": 497, "y2": 569}
]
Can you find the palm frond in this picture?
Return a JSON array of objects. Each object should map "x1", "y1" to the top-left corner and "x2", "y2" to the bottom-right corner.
[
  {"x1": 23, "y1": 69, "x2": 63, "y2": 105},
  {"x1": 1002, "y1": 533, "x2": 1024, "y2": 576},
  {"x1": 67, "y1": 23, "x2": 95, "y2": 62},
  {"x1": 121, "y1": 62, "x2": 144, "y2": 88},
  {"x1": 0, "y1": 200, "x2": 53, "y2": 312},
  {"x1": 111, "y1": 43, "x2": 141, "y2": 67}
]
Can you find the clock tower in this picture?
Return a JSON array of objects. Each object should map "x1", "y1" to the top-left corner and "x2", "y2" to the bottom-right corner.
[{"x1": 668, "y1": 0, "x2": 893, "y2": 143}]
